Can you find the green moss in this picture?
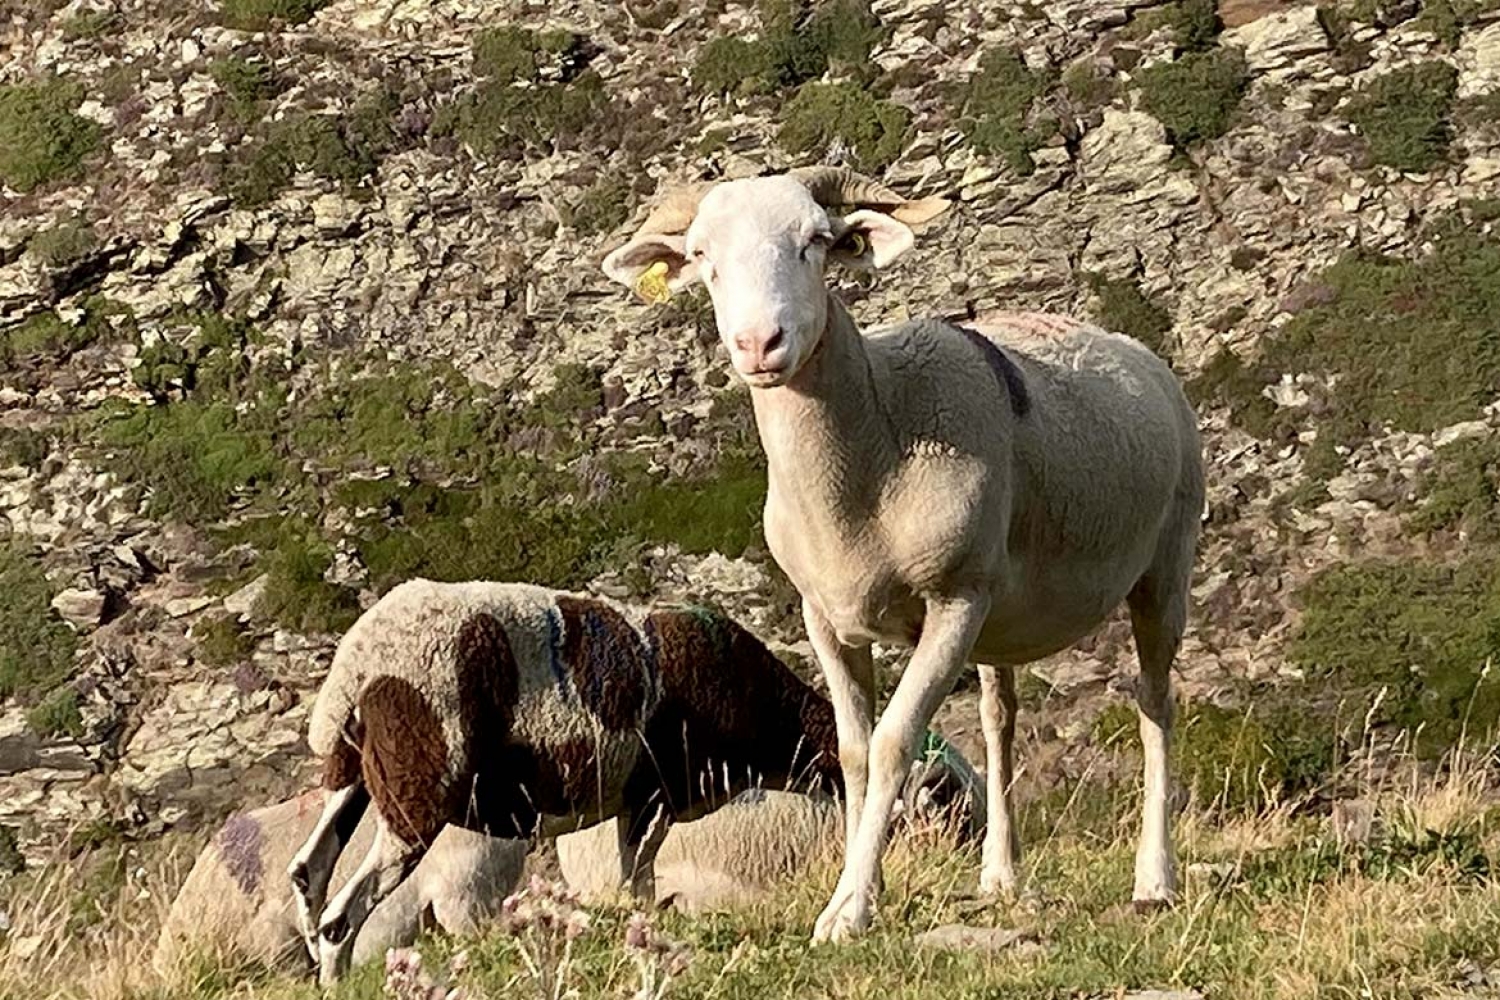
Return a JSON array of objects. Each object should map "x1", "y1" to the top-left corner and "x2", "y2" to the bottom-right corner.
[
  {"x1": 226, "y1": 89, "x2": 396, "y2": 206},
  {"x1": 0, "y1": 542, "x2": 76, "y2": 701},
  {"x1": 1190, "y1": 220, "x2": 1500, "y2": 470},
  {"x1": 1411, "y1": 0, "x2": 1497, "y2": 45},
  {"x1": 1186, "y1": 346, "x2": 1285, "y2": 441},
  {"x1": 777, "y1": 81, "x2": 910, "y2": 170},
  {"x1": 562, "y1": 176, "x2": 635, "y2": 236},
  {"x1": 1289, "y1": 557, "x2": 1500, "y2": 754},
  {"x1": 692, "y1": 0, "x2": 885, "y2": 96},
  {"x1": 1095, "y1": 693, "x2": 1338, "y2": 815},
  {"x1": 1086, "y1": 275, "x2": 1172, "y2": 356},
  {"x1": 26, "y1": 687, "x2": 83, "y2": 739},
  {"x1": 2, "y1": 297, "x2": 132, "y2": 368},
  {"x1": 28, "y1": 218, "x2": 97, "y2": 268},
  {"x1": 210, "y1": 55, "x2": 285, "y2": 121},
  {"x1": 192, "y1": 613, "x2": 256, "y2": 667},
  {"x1": 1343, "y1": 61, "x2": 1458, "y2": 172},
  {"x1": 1136, "y1": 48, "x2": 1249, "y2": 148},
  {"x1": 953, "y1": 47, "x2": 1055, "y2": 175},
  {"x1": 0, "y1": 77, "x2": 103, "y2": 192},
  {"x1": 218, "y1": 0, "x2": 329, "y2": 30},
  {"x1": 101, "y1": 400, "x2": 281, "y2": 523}
]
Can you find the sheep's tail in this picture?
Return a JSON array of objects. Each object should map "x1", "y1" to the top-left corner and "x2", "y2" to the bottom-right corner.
[{"x1": 307, "y1": 647, "x2": 363, "y2": 761}]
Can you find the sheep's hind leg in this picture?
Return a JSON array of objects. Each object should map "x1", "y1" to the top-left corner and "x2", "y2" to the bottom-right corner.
[
  {"x1": 617, "y1": 804, "x2": 670, "y2": 901},
  {"x1": 814, "y1": 593, "x2": 990, "y2": 944},
  {"x1": 288, "y1": 781, "x2": 371, "y2": 963},
  {"x1": 1125, "y1": 565, "x2": 1188, "y2": 909},
  {"x1": 316, "y1": 822, "x2": 424, "y2": 986},
  {"x1": 977, "y1": 663, "x2": 1020, "y2": 896}
]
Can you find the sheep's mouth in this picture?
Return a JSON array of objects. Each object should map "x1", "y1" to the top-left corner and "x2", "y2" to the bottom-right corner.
[{"x1": 741, "y1": 365, "x2": 791, "y2": 387}]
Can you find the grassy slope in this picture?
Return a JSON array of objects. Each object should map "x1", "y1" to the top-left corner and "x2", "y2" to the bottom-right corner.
[{"x1": 6, "y1": 747, "x2": 1497, "y2": 1000}]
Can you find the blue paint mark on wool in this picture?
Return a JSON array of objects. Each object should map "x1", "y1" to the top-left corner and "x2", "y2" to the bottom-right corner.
[{"x1": 544, "y1": 605, "x2": 572, "y2": 703}]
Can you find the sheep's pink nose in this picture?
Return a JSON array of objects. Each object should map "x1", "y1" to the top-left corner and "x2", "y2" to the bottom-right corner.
[{"x1": 732, "y1": 327, "x2": 787, "y2": 372}]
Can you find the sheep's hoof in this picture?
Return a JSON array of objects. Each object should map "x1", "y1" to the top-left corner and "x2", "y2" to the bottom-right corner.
[
  {"x1": 1130, "y1": 897, "x2": 1174, "y2": 916},
  {"x1": 812, "y1": 890, "x2": 871, "y2": 944}
]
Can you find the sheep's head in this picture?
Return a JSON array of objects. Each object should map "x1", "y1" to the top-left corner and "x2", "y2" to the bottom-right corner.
[{"x1": 602, "y1": 168, "x2": 950, "y2": 388}]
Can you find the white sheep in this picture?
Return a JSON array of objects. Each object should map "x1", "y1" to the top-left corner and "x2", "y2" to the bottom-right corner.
[
  {"x1": 601, "y1": 167, "x2": 1205, "y2": 942},
  {"x1": 291, "y1": 579, "x2": 954, "y2": 983},
  {"x1": 153, "y1": 790, "x2": 526, "y2": 977}
]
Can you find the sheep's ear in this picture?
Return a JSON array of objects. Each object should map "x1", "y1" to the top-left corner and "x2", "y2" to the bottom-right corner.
[
  {"x1": 829, "y1": 210, "x2": 915, "y2": 271},
  {"x1": 601, "y1": 235, "x2": 701, "y2": 304}
]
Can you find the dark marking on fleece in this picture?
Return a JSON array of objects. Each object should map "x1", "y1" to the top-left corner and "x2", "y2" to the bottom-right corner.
[
  {"x1": 453, "y1": 612, "x2": 519, "y2": 741},
  {"x1": 556, "y1": 596, "x2": 651, "y2": 732},
  {"x1": 953, "y1": 325, "x2": 1030, "y2": 418},
  {"x1": 323, "y1": 729, "x2": 363, "y2": 791},
  {"x1": 468, "y1": 738, "x2": 603, "y2": 839},
  {"x1": 625, "y1": 610, "x2": 843, "y2": 825},
  {"x1": 359, "y1": 676, "x2": 450, "y2": 847},
  {"x1": 215, "y1": 812, "x2": 263, "y2": 896}
]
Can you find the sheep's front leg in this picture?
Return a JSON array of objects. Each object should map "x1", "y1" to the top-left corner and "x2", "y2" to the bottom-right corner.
[
  {"x1": 803, "y1": 599, "x2": 877, "y2": 850},
  {"x1": 288, "y1": 783, "x2": 370, "y2": 962},
  {"x1": 813, "y1": 593, "x2": 989, "y2": 944},
  {"x1": 977, "y1": 664, "x2": 1020, "y2": 895},
  {"x1": 316, "y1": 822, "x2": 423, "y2": 986}
]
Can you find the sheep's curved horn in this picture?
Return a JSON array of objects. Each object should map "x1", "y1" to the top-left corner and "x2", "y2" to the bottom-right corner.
[
  {"x1": 788, "y1": 165, "x2": 951, "y2": 227},
  {"x1": 634, "y1": 181, "x2": 715, "y2": 236}
]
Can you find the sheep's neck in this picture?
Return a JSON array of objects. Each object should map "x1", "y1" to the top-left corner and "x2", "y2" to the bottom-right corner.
[{"x1": 750, "y1": 294, "x2": 898, "y2": 522}]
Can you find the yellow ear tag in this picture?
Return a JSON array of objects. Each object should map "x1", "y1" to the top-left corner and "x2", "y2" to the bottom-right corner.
[{"x1": 635, "y1": 261, "x2": 673, "y2": 304}]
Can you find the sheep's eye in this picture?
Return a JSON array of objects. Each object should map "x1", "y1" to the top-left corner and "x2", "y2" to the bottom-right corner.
[{"x1": 834, "y1": 231, "x2": 868, "y2": 256}]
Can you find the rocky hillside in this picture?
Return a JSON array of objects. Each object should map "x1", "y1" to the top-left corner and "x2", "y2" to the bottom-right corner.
[{"x1": 1, "y1": 0, "x2": 1498, "y2": 870}]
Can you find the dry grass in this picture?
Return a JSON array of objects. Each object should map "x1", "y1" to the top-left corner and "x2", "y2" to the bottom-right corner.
[{"x1": 2, "y1": 737, "x2": 1497, "y2": 1000}]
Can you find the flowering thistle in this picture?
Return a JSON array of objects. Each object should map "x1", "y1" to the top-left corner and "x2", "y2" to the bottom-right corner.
[
  {"x1": 624, "y1": 912, "x2": 692, "y2": 999},
  {"x1": 498, "y1": 876, "x2": 593, "y2": 1000},
  {"x1": 383, "y1": 947, "x2": 469, "y2": 1000}
]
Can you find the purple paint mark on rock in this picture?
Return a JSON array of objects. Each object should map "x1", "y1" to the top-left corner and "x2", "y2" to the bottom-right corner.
[{"x1": 216, "y1": 812, "x2": 263, "y2": 896}]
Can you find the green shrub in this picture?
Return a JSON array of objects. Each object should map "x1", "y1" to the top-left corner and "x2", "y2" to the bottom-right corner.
[
  {"x1": 0, "y1": 77, "x2": 103, "y2": 192},
  {"x1": 1169, "y1": 0, "x2": 1222, "y2": 50},
  {"x1": 1240, "y1": 827, "x2": 1490, "y2": 897},
  {"x1": 0, "y1": 542, "x2": 76, "y2": 701},
  {"x1": 0, "y1": 825, "x2": 22, "y2": 876},
  {"x1": 192, "y1": 613, "x2": 256, "y2": 667},
  {"x1": 777, "y1": 81, "x2": 909, "y2": 170},
  {"x1": 219, "y1": 0, "x2": 329, "y2": 30},
  {"x1": 1316, "y1": 5, "x2": 1374, "y2": 73},
  {"x1": 692, "y1": 0, "x2": 884, "y2": 96},
  {"x1": 1061, "y1": 61, "x2": 1117, "y2": 111},
  {"x1": 0, "y1": 427, "x2": 48, "y2": 470},
  {"x1": 61, "y1": 10, "x2": 119, "y2": 39},
  {"x1": 436, "y1": 71, "x2": 611, "y2": 158},
  {"x1": 1289, "y1": 557, "x2": 1500, "y2": 754},
  {"x1": 26, "y1": 687, "x2": 83, "y2": 739},
  {"x1": 1086, "y1": 275, "x2": 1172, "y2": 356},
  {"x1": 1189, "y1": 220, "x2": 1500, "y2": 472},
  {"x1": 28, "y1": 218, "x2": 97, "y2": 268},
  {"x1": 210, "y1": 55, "x2": 285, "y2": 121},
  {"x1": 953, "y1": 47, "x2": 1055, "y2": 175},
  {"x1": 1136, "y1": 48, "x2": 1249, "y2": 148},
  {"x1": 1410, "y1": 435, "x2": 1500, "y2": 542},
  {"x1": 226, "y1": 90, "x2": 396, "y2": 206},
  {"x1": 252, "y1": 523, "x2": 361, "y2": 635},
  {"x1": 1343, "y1": 61, "x2": 1458, "y2": 172},
  {"x1": 471, "y1": 25, "x2": 583, "y2": 82},
  {"x1": 562, "y1": 176, "x2": 635, "y2": 236}
]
